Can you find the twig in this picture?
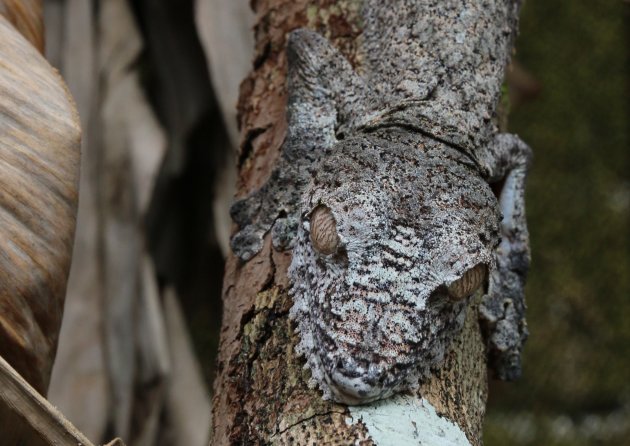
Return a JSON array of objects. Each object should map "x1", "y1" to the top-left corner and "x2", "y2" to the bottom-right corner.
[{"x1": 0, "y1": 355, "x2": 124, "y2": 446}]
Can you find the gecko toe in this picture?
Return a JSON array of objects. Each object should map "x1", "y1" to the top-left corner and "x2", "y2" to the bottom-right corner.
[{"x1": 230, "y1": 225, "x2": 266, "y2": 261}]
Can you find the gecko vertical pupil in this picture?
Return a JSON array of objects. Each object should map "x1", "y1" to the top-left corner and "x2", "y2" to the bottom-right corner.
[{"x1": 310, "y1": 206, "x2": 339, "y2": 255}]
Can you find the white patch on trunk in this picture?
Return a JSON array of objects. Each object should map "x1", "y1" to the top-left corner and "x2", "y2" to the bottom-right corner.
[{"x1": 346, "y1": 394, "x2": 472, "y2": 446}]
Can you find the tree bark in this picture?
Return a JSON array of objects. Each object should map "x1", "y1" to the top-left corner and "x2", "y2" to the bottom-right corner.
[{"x1": 212, "y1": 1, "x2": 492, "y2": 445}]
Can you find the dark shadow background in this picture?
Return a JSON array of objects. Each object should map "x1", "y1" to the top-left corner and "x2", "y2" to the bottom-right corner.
[{"x1": 484, "y1": 1, "x2": 630, "y2": 444}]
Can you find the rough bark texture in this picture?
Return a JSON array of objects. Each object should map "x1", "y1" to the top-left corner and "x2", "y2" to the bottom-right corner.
[{"x1": 212, "y1": 1, "x2": 488, "y2": 444}]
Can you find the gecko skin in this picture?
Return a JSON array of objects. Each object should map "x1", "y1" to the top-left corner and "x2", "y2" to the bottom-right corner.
[{"x1": 230, "y1": 0, "x2": 531, "y2": 404}]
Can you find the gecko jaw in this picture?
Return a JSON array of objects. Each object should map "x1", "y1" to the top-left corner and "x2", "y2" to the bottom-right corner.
[{"x1": 325, "y1": 363, "x2": 393, "y2": 405}]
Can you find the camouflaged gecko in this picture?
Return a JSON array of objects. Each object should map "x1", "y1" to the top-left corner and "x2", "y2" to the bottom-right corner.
[{"x1": 230, "y1": 0, "x2": 531, "y2": 405}]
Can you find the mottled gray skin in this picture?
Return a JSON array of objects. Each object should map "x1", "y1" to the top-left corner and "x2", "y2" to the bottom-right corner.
[{"x1": 231, "y1": 0, "x2": 531, "y2": 404}]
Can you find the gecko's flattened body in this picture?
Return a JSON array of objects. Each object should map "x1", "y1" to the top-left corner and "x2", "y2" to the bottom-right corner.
[{"x1": 230, "y1": 0, "x2": 531, "y2": 404}]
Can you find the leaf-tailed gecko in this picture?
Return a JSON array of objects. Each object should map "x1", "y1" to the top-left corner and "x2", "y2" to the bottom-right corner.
[{"x1": 230, "y1": 0, "x2": 531, "y2": 405}]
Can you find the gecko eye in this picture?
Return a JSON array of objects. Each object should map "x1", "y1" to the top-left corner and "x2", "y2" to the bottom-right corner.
[
  {"x1": 310, "y1": 205, "x2": 339, "y2": 255},
  {"x1": 447, "y1": 264, "x2": 487, "y2": 301}
]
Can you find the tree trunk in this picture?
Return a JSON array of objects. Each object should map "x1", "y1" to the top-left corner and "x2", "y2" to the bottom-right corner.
[{"x1": 212, "y1": 1, "x2": 495, "y2": 444}]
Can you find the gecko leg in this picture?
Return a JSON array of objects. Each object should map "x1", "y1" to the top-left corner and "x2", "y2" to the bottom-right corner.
[
  {"x1": 477, "y1": 133, "x2": 532, "y2": 380},
  {"x1": 230, "y1": 29, "x2": 373, "y2": 261}
]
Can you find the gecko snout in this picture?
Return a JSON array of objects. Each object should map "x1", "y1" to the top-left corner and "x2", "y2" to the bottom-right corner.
[{"x1": 326, "y1": 360, "x2": 393, "y2": 405}]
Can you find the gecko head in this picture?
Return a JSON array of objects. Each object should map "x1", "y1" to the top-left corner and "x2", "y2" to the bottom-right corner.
[{"x1": 288, "y1": 131, "x2": 501, "y2": 404}]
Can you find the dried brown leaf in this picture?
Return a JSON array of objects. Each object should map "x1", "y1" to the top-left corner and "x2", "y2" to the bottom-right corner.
[
  {"x1": 0, "y1": 0, "x2": 44, "y2": 53},
  {"x1": 0, "y1": 16, "x2": 80, "y2": 395}
]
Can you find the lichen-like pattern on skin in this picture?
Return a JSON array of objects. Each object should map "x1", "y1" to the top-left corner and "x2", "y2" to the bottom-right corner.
[{"x1": 230, "y1": 0, "x2": 531, "y2": 404}]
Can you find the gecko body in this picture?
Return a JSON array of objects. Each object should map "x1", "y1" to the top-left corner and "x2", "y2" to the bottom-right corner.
[{"x1": 230, "y1": 0, "x2": 531, "y2": 404}]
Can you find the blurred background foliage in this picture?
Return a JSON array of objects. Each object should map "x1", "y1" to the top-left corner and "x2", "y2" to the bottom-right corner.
[{"x1": 484, "y1": 0, "x2": 630, "y2": 444}]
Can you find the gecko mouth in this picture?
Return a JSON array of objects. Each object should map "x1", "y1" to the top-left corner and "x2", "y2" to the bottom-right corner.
[
  {"x1": 324, "y1": 360, "x2": 399, "y2": 405},
  {"x1": 327, "y1": 370, "x2": 386, "y2": 405}
]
